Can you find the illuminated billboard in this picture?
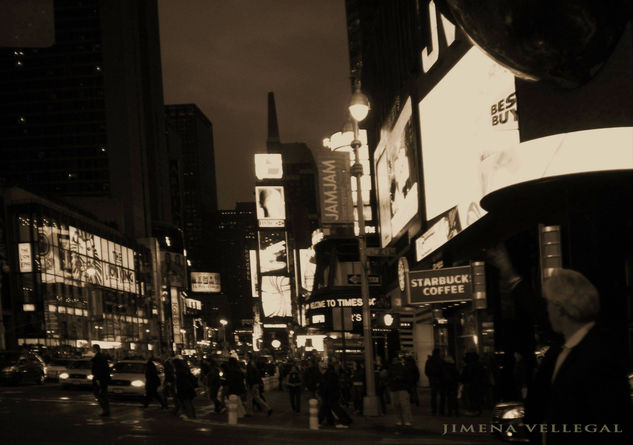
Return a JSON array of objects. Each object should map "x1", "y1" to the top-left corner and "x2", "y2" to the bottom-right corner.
[
  {"x1": 191, "y1": 272, "x2": 221, "y2": 293},
  {"x1": 258, "y1": 229, "x2": 287, "y2": 274},
  {"x1": 249, "y1": 249, "x2": 259, "y2": 297},
  {"x1": 481, "y1": 127, "x2": 633, "y2": 197},
  {"x1": 261, "y1": 275, "x2": 292, "y2": 318},
  {"x1": 419, "y1": 47, "x2": 519, "y2": 229},
  {"x1": 34, "y1": 222, "x2": 138, "y2": 292},
  {"x1": 255, "y1": 153, "x2": 283, "y2": 179},
  {"x1": 255, "y1": 186, "x2": 286, "y2": 227},
  {"x1": 374, "y1": 97, "x2": 419, "y2": 247}
]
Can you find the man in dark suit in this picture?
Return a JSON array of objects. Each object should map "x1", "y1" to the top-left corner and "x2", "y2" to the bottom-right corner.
[{"x1": 525, "y1": 269, "x2": 632, "y2": 445}]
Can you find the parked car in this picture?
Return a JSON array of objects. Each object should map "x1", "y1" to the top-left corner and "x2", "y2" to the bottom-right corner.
[
  {"x1": 59, "y1": 359, "x2": 94, "y2": 388},
  {"x1": 45, "y1": 358, "x2": 75, "y2": 381},
  {"x1": 108, "y1": 360, "x2": 163, "y2": 397},
  {"x1": 0, "y1": 351, "x2": 47, "y2": 385}
]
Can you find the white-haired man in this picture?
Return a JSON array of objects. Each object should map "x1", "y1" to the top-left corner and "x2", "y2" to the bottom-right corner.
[{"x1": 525, "y1": 269, "x2": 632, "y2": 445}]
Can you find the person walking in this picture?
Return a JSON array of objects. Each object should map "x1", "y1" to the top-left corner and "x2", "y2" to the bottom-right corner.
[
  {"x1": 90, "y1": 344, "x2": 110, "y2": 417},
  {"x1": 162, "y1": 355, "x2": 178, "y2": 412},
  {"x1": 224, "y1": 357, "x2": 247, "y2": 418},
  {"x1": 317, "y1": 361, "x2": 352, "y2": 428},
  {"x1": 350, "y1": 361, "x2": 365, "y2": 415},
  {"x1": 303, "y1": 359, "x2": 320, "y2": 399},
  {"x1": 461, "y1": 351, "x2": 487, "y2": 416},
  {"x1": 387, "y1": 354, "x2": 413, "y2": 426},
  {"x1": 525, "y1": 269, "x2": 633, "y2": 445},
  {"x1": 174, "y1": 357, "x2": 196, "y2": 419},
  {"x1": 246, "y1": 357, "x2": 272, "y2": 416},
  {"x1": 143, "y1": 355, "x2": 166, "y2": 409},
  {"x1": 404, "y1": 355, "x2": 420, "y2": 407},
  {"x1": 442, "y1": 356, "x2": 460, "y2": 417},
  {"x1": 206, "y1": 358, "x2": 224, "y2": 413},
  {"x1": 424, "y1": 348, "x2": 443, "y2": 415},
  {"x1": 285, "y1": 364, "x2": 303, "y2": 413}
]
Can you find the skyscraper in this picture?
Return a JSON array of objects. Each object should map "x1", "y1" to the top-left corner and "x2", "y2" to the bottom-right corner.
[
  {"x1": 164, "y1": 104, "x2": 218, "y2": 269},
  {"x1": 0, "y1": 0, "x2": 170, "y2": 239}
]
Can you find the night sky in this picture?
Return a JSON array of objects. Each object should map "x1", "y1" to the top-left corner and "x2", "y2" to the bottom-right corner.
[{"x1": 158, "y1": 0, "x2": 351, "y2": 209}]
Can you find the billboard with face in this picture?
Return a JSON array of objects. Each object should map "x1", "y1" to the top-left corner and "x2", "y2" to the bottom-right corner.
[
  {"x1": 255, "y1": 186, "x2": 286, "y2": 226},
  {"x1": 374, "y1": 98, "x2": 419, "y2": 247}
]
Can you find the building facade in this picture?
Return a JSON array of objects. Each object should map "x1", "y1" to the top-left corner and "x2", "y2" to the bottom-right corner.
[
  {"x1": 344, "y1": 0, "x2": 633, "y2": 389},
  {"x1": 164, "y1": 104, "x2": 218, "y2": 270},
  {"x1": 0, "y1": 187, "x2": 158, "y2": 353}
]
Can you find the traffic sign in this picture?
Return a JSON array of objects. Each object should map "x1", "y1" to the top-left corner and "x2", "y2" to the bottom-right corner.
[{"x1": 347, "y1": 274, "x2": 381, "y2": 285}]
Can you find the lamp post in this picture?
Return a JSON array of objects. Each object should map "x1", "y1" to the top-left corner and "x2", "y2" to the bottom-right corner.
[{"x1": 348, "y1": 79, "x2": 379, "y2": 416}]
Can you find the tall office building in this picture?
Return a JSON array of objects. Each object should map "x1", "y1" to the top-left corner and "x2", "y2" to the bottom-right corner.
[
  {"x1": 0, "y1": 0, "x2": 170, "y2": 239},
  {"x1": 216, "y1": 203, "x2": 257, "y2": 329},
  {"x1": 164, "y1": 104, "x2": 218, "y2": 269}
]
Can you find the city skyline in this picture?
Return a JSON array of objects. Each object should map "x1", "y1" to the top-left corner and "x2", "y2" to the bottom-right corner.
[{"x1": 159, "y1": 0, "x2": 351, "y2": 209}]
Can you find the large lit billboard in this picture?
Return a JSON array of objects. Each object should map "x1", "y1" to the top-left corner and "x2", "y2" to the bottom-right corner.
[
  {"x1": 255, "y1": 153, "x2": 283, "y2": 179},
  {"x1": 374, "y1": 97, "x2": 419, "y2": 247},
  {"x1": 299, "y1": 247, "x2": 316, "y2": 293},
  {"x1": 261, "y1": 275, "x2": 292, "y2": 318},
  {"x1": 314, "y1": 149, "x2": 354, "y2": 225},
  {"x1": 258, "y1": 229, "x2": 287, "y2": 274},
  {"x1": 419, "y1": 47, "x2": 519, "y2": 229},
  {"x1": 255, "y1": 186, "x2": 286, "y2": 227},
  {"x1": 34, "y1": 221, "x2": 138, "y2": 292},
  {"x1": 191, "y1": 272, "x2": 221, "y2": 293},
  {"x1": 481, "y1": 127, "x2": 633, "y2": 196}
]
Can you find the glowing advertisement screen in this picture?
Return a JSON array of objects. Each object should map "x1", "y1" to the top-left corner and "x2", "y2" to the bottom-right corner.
[
  {"x1": 249, "y1": 249, "x2": 259, "y2": 297},
  {"x1": 191, "y1": 272, "x2": 221, "y2": 293},
  {"x1": 258, "y1": 229, "x2": 287, "y2": 274},
  {"x1": 480, "y1": 127, "x2": 633, "y2": 196},
  {"x1": 374, "y1": 97, "x2": 419, "y2": 247},
  {"x1": 35, "y1": 221, "x2": 138, "y2": 292},
  {"x1": 299, "y1": 247, "x2": 316, "y2": 293},
  {"x1": 255, "y1": 153, "x2": 283, "y2": 179},
  {"x1": 261, "y1": 275, "x2": 292, "y2": 318},
  {"x1": 419, "y1": 47, "x2": 519, "y2": 229},
  {"x1": 255, "y1": 186, "x2": 286, "y2": 227}
]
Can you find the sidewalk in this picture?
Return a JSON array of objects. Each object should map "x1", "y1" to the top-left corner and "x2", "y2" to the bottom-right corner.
[{"x1": 190, "y1": 387, "x2": 494, "y2": 439}]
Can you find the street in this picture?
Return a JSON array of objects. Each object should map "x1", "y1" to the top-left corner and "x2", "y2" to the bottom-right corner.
[{"x1": 0, "y1": 383, "x2": 507, "y2": 444}]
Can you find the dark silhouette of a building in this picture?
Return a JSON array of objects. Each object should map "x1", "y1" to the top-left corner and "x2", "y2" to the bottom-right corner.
[
  {"x1": 0, "y1": 0, "x2": 170, "y2": 239},
  {"x1": 216, "y1": 202, "x2": 257, "y2": 329},
  {"x1": 164, "y1": 104, "x2": 218, "y2": 270}
]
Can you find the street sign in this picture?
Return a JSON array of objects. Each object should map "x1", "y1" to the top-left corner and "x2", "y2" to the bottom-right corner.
[{"x1": 347, "y1": 274, "x2": 381, "y2": 286}]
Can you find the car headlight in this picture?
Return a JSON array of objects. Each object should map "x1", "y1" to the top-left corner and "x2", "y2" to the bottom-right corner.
[
  {"x1": 502, "y1": 407, "x2": 525, "y2": 419},
  {"x1": 2, "y1": 366, "x2": 17, "y2": 373},
  {"x1": 219, "y1": 371, "x2": 223, "y2": 377},
  {"x1": 59, "y1": 372, "x2": 69, "y2": 380},
  {"x1": 192, "y1": 368, "x2": 201, "y2": 376},
  {"x1": 87, "y1": 374, "x2": 93, "y2": 380},
  {"x1": 131, "y1": 380, "x2": 144, "y2": 387}
]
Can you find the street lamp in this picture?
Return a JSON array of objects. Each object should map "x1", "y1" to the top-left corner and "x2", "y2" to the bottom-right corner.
[{"x1": 348, "y1": 79, "x2": 379, "y2": 416}]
